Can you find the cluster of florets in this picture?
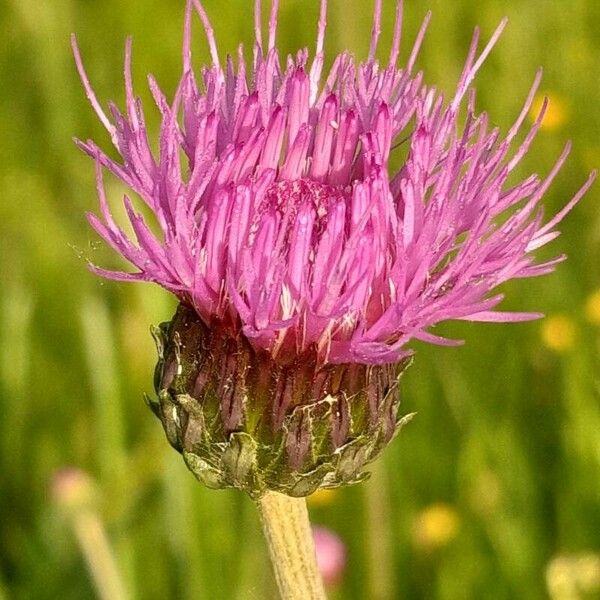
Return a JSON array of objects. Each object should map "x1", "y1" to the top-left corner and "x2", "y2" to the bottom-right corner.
[{"x1": 74, "y1": 0, "x2": 595, "y2": 366}]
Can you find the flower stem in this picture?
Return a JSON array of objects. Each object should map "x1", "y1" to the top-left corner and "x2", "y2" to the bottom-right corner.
[{"x1": 257, "y1": 491, "x2": 327, "y2": 600}]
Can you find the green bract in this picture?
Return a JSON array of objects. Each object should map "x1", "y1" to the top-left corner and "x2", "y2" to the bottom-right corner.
[{"x1": 147, "y1": 304, "x2": 413, "y2": 498}]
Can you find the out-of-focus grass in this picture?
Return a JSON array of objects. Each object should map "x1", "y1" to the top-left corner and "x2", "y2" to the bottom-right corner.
[{"x1": 1, "y1": 0, "x2": 599, "y2": 598}]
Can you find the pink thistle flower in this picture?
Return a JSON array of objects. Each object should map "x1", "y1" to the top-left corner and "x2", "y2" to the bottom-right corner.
[
  {"x1": 73, "y1": 0, "x2": 594, "y2": 367},
  {"x1": 73, "y1": 2, "x2": 597, "y2": 498}
]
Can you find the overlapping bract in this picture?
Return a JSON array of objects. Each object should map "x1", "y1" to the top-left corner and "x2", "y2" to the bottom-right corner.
[{"x1": 75, "y1": 0, "x2": 595, "y2": 365}]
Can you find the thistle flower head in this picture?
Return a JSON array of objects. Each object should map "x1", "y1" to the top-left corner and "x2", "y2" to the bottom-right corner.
[
  {"x1": 74, "y1": 1, "x2": 594, "y2": 496},
  {"x1": 75, "y1": 0, "x2": 593, "y2": 366}
]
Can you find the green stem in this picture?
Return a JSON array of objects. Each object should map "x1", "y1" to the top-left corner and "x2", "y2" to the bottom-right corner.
[
  {"x1": 72, "y1": 510, "x2": 128, "y2": 600},
  {"x1": 366, "y1": 460, "x2": 397, "y2": 600},
  {"x1": 257, "y1": 491, "x2": 327, "y2": 600}
]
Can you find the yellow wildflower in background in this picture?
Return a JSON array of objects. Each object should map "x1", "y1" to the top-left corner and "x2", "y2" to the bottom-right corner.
[
  {"x1": 530, "y1": 93, "x2": 569, "y2": 131},
  {"x1": 413, "y1": 503, "x2": 460, "y2": 550},
  {"x1": 308, "y1": 488, "x2": 339, "y2": 508},
  {"x1": 541, "y1": 315, "x2": 577, "y2": 352},
  {"x1": 546, "y1": 553, "x2": 600, "y2": 600},
  {"x1": 585, "y1": 289, "x2": 600, "y2": 325}
]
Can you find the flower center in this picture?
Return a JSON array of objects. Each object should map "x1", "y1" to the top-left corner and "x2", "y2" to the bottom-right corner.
[{"x1": 264, "y1": 178, "x2": 348, "y2": 220}]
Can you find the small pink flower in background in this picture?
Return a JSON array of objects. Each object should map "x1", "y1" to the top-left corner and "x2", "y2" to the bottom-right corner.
[
  {"x1": 73, "y1": 0, "x2": 595, "y2": 369},
  {"x1": 51, "y1": 468, "x2": 96, "y2": 510},
  {"x1": 313, "y1": 526, "x2": 347, "y2": 587}
]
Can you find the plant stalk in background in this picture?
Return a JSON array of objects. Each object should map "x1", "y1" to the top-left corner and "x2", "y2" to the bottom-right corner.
[{"x1": 52, "y1": 470, "x2": 128, "y2": 600}]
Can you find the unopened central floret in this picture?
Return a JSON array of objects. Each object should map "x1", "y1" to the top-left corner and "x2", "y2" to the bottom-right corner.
[
  {"x1": 263, "y1": 179, "x2": 347, "y2": 222},
  {"x1": 266, "y1": 179, "x2": 346, "y2": 215}
]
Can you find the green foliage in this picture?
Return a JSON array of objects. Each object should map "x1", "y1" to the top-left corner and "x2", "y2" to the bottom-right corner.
[{"x1": 0, "y1": 0, "x2": 599, "y2": 598}]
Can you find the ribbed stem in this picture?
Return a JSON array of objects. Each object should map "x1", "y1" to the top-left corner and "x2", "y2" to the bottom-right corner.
[{"x1": 257, "y1": 491, "x2": 327, "y2": 600}]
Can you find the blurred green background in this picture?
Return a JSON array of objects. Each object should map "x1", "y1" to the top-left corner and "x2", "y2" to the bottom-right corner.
[{"x1": 1, "y1": 0, "x2": 599, "y2": 598}]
